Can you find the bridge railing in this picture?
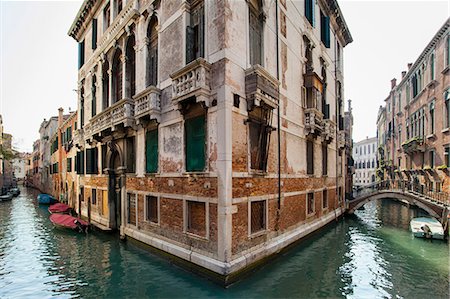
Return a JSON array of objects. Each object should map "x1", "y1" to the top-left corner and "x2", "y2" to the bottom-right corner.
[{"x1": 353, "y1": 180, "x2": 449, "y2": 207}]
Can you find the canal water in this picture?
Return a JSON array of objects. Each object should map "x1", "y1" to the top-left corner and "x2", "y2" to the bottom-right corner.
[{"x1": 0, "y1": 187, "x2": 448, "y2": 298}]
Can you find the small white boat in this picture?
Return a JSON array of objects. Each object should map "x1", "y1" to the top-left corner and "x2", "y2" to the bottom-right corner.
[
  {"x1": 0, "y1": 193, "x2": 13, "y2": 202},
  {"x1": 410, "y1": 217, "x2": 445, "y2": 240}
]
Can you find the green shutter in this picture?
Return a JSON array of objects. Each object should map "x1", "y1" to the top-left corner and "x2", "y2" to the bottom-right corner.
[
  {"x1": 146, "y1": 129, "x2": 158, "y2": 173},
  {"x1": 78, "y1": 40, "x2": 85, "y2": 69},
  {"x1": 92, "y1": 19, "x2": 97, "y2": 50},
  {"x1": 305, "y1": 0, "x2": 314, "y2": 26},
  {"x1": 185, "y1": 115, "x2": 206, "y2": 172},
  {"x1": 86, "y1": 148, "x2": 92, "y2": 174}
]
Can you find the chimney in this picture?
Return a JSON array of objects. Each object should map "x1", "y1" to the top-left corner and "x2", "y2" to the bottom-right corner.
[
  {"x1": 58, "y1": 107, "x2": 64, "y2": 127},
  {"x1": 347, "y1": 99, "x2": 352, "y2": 112},
  {"x1": 391, "y1": 78, "x2": 397, "y2": 89},
  {"x1": 401, "y1": 71, "x2": 407, "y2": 79},
  {"x1": 407, "y1": 63, "x2": 413, "y2": 70}
]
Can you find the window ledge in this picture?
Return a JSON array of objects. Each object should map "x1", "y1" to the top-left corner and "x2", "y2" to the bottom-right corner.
[
  {"x1": 442, "y1": 128, "x2": 450, "y2": 134},
  {"x1": 248, "y1": 230, "x2": 267, "y2": 239},
  {"x1": 249, "y1": 170, "x2": 268, "y2": 177},
  {"x1": 442, "y1": 66, "x2": 449, "y2": 74},
  {"x1": 144, "y1": 220, "x2": 160, "y2": 227},
  {"x1": 186, "y1": 231, "x2": 208, "y2": 241},
  {"x1": 426, "y1": 134, "x2": 436, "y2": 140},
  {"x1": 182, "y1": 172, "x2": 210, "y2": 177},
  {"x1": 306, "y1": 212, "x2": 316, "y2": 218}
]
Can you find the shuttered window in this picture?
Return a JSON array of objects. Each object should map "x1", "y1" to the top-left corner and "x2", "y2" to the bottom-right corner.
[
  {"x1": 307, "y1": 192, "x2": 314, "y2": 214},
  {"x1": 185, "y1": 115, "x2": 206, "y2": 172},
  {"x1": 92, "y1": 19, "x2": 97, "y2": 50},
  {"x1": 307, "y1": 140, "x2": 314, "y2": 175},
  {"x1": 126, "y1": 137, "x2": 136, "y2": 173},
  {"x1": 322, "y1": 144, "x2": 328, "y2": 176},
  {"x1": 249, "y1": 106, "x2": 273, "y2": 171},
  {"x1": 249, "y1": 7, "x2": 263, "y2": 66},
  {"x1": 186, "y1": 4, "x2": 204, "y2": 64},
  {"x1": 305, "y1": 0, "x2": 314, "y2": 26},
  {"x1": 78, "y1": 40, "x2": 85, "y2": 69},
  {"x1": 67, "y1": 157, "x2": 72, "y2": 172},
  {"x1": 92, "y1": 189, "x2": 97, "y2": 205},
  {"x1": 250, "y1": 200, "x2": 266, "y2": 234},
  {"x1": 92, "y1": 75, "x2": 97, "y2": 117},
  {"x1": 320, "y1": 11, "x2": 330, "y2": 48},
  {"x1": 147, "y1": 16, "x2": 158, "y2": 87},
  {"x1": 75, "y1": 151, "x2": 85, "y2": 174},
  {"x1": 146, "y1": 129, "x2": 158, "y2": 173},
  {"x1": 86, "y1": 148, "x2": 98, "y2": 174}
]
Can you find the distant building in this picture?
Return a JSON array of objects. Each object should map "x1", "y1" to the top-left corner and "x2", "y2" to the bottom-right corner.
[
  {"x1": 2, "y1": 133, "x2": 14, "y2": 190},
  {"x1": 353, "y1": 137, "x2": 378, "y2": 186},
  {"x1": 377, "y1": 20, "x2": 449, "y2": 194},
  {"x1": 344, "y1": 100, "x2": 354, "y2": 197},
  {"x1": 12, "y1": 153, "x2": 28, "y2": 182}
]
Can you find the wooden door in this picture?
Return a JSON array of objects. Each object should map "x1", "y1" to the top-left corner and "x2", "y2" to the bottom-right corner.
[{"x1": 102, "y1": 190, "x2": 109, "y2": 216}]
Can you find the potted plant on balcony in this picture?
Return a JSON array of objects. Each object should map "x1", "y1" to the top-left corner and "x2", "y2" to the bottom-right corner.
[{"x1": 436, "y1": 164, "x2": 449, "y2": 175}]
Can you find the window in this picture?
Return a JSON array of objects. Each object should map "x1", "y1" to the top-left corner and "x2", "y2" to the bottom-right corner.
[
  {"x1": 103, "y1": 2, "x2": 110, "y2": 32},
  {"x1": 320, "y1": 10, "x2": 330, "y2": 48},
  {"x1": 445, "y1": 90, "x2": 450, "y2": 128},
  {"x1": 322, "y1": 144, "x2": 327, "y2": 176},
  {"x1": 117, "y1": 0, "x2": 122, "y2": 14},
  {"x1": 101, "y1": 144, "x2": 107, "y2": 173},
  {"x1": 338, "y1": 186, "x2": 342, "y2": 202},
  {"x1": 80, "y1": 187, "x2": 84, "y2": 202},
  {"x1": 307, "y1": 192, "x2": 314, "y2": 214},
  {"x1": 250, "y1": 200, "x2": 266, "y2": 234},
  {"x1": 446, "y1": 35, "x2": 450, "y2": 67},
  {"x1": 92, "y1": 189, "x2": 97, "y2": 205},
  {"x1": 307, "y1": 140, "x2": 314, "y2": 175},
  {"x1": 125, "y1": 35, "x2": 136, "y2": 97},
  {"x1": 430, "y1": 52, "x2": 435, "y2": 80},
  {"x1": 445, "y1": 146, "x2": 450, "y2": 167},
  {"x1": 429, "y1": 150, "x2": 435, "y2": 168},
  {"x1": 67, "y1": 157, "x2": 72, "y2": 172},
  {"x1": 51, "y1": 163, "x2": 58, "y2": 174},
  {"x1": 146, "y1": 195, "x2": 158, "y2": 223},
  {"x1": 92, "y1": 19, "x2": 97, "y2": 50},
  {"x1": 126, "y1": 137, "x2": 136, "y2": 173},
  {"x1": 92, "y1": 75, "x2": 97, "y2": 117},
  {"x1": 187, "y1": 201, "x2": 206, "y2": 236},
  {"x1": 146, "y1": 129, "x2": 158, "y2": 173},
  {"x1": 186, "y1": 3, "x2": 205, "y2": 64},
  {"x1": 78, "y1": 40, "x2": 85, "y2": 69},
  {"x1": 75, "y1": 151, "x2": 85, "y2": 174},
  {"x1": 127, "y1": 193, "x2": 136, "y2": 225},
  {"x1": 322, "y1": 189, "x2": 328, "y2": 209},
  {"x1": 249, "y1": 2, "x2": 263, "y2": 66},
  {"x1": 185, "y1": 110, "x2": 206, "y2": 172},
  {"x1": 102, "y1": 60, "x2": 110, "y2": 110},
  {"x1": 80, "y1": 85, "x2": 85, "y2": 127},
  {"x1": 112, "y1": 49, "x2": 123, "y2": 104},
  {"x1": 305, "y1": 0, "x2": 314, "y2": 26},
  {"x1": 249, "y1": 106, "x2": 272, "y2": 171},
  {"x1": 86, "y1": 147, "x2": 98, "y2": 174},
  {"x1": 430, "y1": 101, "x2": 435, "y2": 134},
  {"x1": 147, "y1": 16, "x2": 158, "y2": 87}
]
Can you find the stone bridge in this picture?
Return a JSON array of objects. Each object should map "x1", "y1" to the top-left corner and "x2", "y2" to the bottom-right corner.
[{"x1": 347, "y1": 189, "x2": 449, "y2": 224}]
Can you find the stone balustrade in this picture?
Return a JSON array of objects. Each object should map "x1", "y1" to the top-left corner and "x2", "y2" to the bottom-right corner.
[
  {"x1": 89, "y1": 98, "x2": 135, "y2": 136},
  {"x1": 322, "y1": 119, "x2": 336, "y2": 142},
  {"x1": 171, "y1": 58, "x2": 212, "y2": 107},
  {"x1": 134, "y1": 86, "x2": 161, "y2": 123},
  {"x1": 338, "y1": 130, "x2": 346, "y2": 149},
  {"x1": 245, "y1": 65, "x2": 280, "y2": 110},
  {"x1": 304, "y1": 108, "x2": 324, "y2": 137}
]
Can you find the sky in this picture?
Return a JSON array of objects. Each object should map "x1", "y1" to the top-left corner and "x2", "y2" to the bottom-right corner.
[{"x1": 0, "y1": 0, "x2": 449, "y2": 152}]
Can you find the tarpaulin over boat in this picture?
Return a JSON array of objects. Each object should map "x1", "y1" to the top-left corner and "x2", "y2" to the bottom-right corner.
[
  {"x1": 48, "y1": 203, "x2": 71, "y2": 214},
  {"x1": 49, "y1": 214, "x2": 88, "y2": 230}
]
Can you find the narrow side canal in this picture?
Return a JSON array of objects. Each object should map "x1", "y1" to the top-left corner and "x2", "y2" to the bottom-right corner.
[{"x1": 0, "y1": 187, "x2": 448, "y2": 298}]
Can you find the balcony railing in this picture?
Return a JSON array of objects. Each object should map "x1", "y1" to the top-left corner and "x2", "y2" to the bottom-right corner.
[
  {"x1": 305, "y1": 108, "x2": 323, "y2": 137},
  {"x1": 134, "y1": 86, "x2": 161, "y2": 123},
  {"x1": 401, "y1": 137, "x2": 425, "y2": 154},
  {"x1": 171, "y1": 58, "x2": 211, "y2": 107},
  {"x1": 322, "y1": 119, "x2": 336, "y2": 142},
  {"x1": 245, "y1": 65, "x2": 279, "y2": 110},
  {"x1": 88, "y1": 98, "x2": 135, "y2": 137}
]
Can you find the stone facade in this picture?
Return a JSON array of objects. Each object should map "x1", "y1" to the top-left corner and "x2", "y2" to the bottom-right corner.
[
  {"x1": 68, "y1": 0, "x2": 352, "y2": 280},
  {"x1": 377, "y1": 20, "x2": 450, "y2": 196},
  {"x1": 353, "y1": 137, "x2": 377, "y2": 187}
]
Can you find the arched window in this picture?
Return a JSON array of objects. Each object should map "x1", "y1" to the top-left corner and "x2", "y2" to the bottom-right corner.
[
  {"x1": 147, "y1": 16, "x2": 158, "y2": 87},
  {"x1": 102, "y1": 60, "x2": 110, "y2": 110},
  {"x1": 112, "y1": 49, "x2": 123, "y2": 104},
  {"x1": 92, "y1": 75, "x2": 97, "y2": 117},
  {"x1": 125, "y1": 35, "x2": 136, "y2": 97}
]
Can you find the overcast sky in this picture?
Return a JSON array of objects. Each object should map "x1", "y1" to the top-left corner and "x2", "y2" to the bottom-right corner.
[{"x1": 0, "y1": 0, "x2": 449, "y2": 152}]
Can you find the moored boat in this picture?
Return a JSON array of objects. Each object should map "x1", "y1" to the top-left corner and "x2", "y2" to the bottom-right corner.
[
  {"x1": 410, "y1": 217, "x2": 444, "y2": 240},
  {"x1": 38, "y1": 194, "x2": 58, "y2": 205},
  {"x1": 0, "y1": 193, "x2": 13, "y2": 202},
  {"x1": 10, "y1": 188, "x2": 20, "y2": 197},
  {"x1": 48, "y1": 203, "x2": 72, "y2": 214},
  {"x1": 49, "y1": 214, "x2": 89, "y2": 233}
]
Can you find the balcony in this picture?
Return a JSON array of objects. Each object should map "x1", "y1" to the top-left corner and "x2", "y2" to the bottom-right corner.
[
  {"x1": 245, "y1": 65, "x2": 279, "y2": 110},
  {"x1": 401, "y1": 137, "x2": 425, "y2": 154},
  {"x1": 304, "y1": 108, "x2": 324, "y2": 137},
  {"x1": 338, "y1": 131, "x2": 346, "y2": 149},
  {"x1": 88, "y1": 98, "x2": 135, "y2": 138},
  {"x1": 322, "y1": 119, "x2": 336, "y2": 142},
  {"x1": 171, "y1": 58, "x2": 212, "y2": 108},
  {"x1": 73, "y1": 129, "x2": 83, "y2": 147},
  {"x1": 134, "y1": 86, "x2": 161, "y2": 124}
]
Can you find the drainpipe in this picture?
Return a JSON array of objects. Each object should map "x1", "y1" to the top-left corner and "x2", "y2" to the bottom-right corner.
[{"x1": 275, "y1": 0, "x2": 281, "y2": 217}]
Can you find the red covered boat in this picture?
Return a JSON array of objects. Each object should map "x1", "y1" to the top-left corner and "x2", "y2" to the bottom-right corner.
[
  {"x1": 48, "y1": 203, "x2": 72, "y2": 214},
  {"x1": 49, "y1": 214, "x2": 89, "y2": 233}
]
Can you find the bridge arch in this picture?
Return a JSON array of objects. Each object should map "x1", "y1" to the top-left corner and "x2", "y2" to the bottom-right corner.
[{"x1": 348, "y1": 191, "x2": 442, "y2": 220}]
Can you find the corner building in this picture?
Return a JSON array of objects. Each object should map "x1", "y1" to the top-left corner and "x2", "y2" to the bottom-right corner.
[{"x1": 69, "y1": 0, "x2": 352, "y2": 281}]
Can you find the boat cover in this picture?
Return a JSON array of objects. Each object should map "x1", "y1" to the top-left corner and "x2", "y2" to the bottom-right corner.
[
  {"x1": 49, "y1": 214, "x2": 88, "y2": 229},
  {"x1": 38, "y1": 194, "x2": 58, "y2": 205},
  {"x1": 49, "y1": 203, "x2": 71, "y2": 214}
]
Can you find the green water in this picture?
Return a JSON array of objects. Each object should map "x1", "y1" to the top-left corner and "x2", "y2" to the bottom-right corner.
[{"x1": 0, "y1": 187, "x2": 448, "y2": 298}]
